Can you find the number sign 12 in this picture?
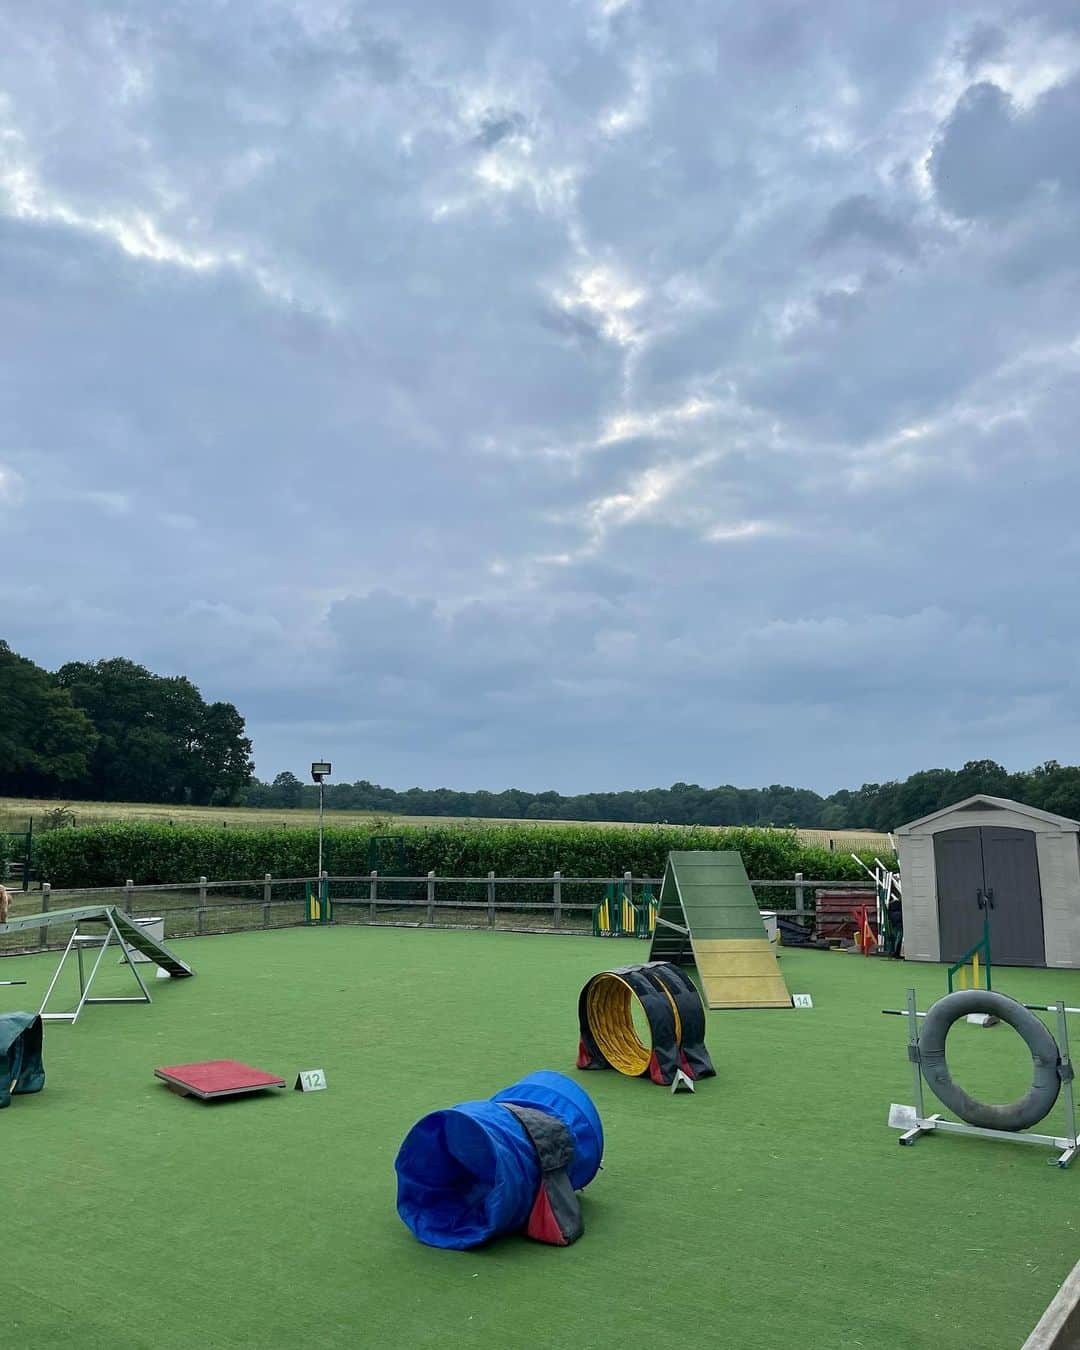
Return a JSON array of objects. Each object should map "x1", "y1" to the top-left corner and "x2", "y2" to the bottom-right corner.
[{"x1": 295, "y1": 1069, "x2": 327, "y2": 1092}]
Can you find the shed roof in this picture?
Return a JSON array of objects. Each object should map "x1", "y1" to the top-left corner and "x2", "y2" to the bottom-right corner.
[{"x1": 894, "y1": 793, "x2": 1080, "y2": 835}]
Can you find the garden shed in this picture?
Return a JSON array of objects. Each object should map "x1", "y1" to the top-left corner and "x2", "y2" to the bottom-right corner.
[{"x1": 895, "y1": 795, "x2": 1080, "y2": 968}]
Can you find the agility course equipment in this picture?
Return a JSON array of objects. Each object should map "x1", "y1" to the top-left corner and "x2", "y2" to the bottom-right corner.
[
  {"x1": 884, "y1": 988, "x2": 1080, "y2": 1166},
  {"x1": 850, "y1": 853, "x2": 901, "y2": 953},
  {"x1": 0, "y1": 906, "x2": 194, "y2": 1024},
  {"x1": 155, "y1": 1059, "x2": 286, "y2": 1100},
  {"x1": 0, "y1": 1012, "x2": 44, "y2": 1108},
  {"x1": 117, "y1": 915, "x2": 165, "y2": 964},
  {"x1": 593, "y1": 883, "x2": 657, "y2": 938},
  {"x1": 395, "y1": 1070, "x2": 603, "y2": 1250},
  {"x1": 304, "y1": 878, "x2": 330, "y2": 925},
  {"x1": 576, "y1": 961, "x2": 715, "y2": 1085},
  {"x1": 947, "y1": 914, "x2": 992, "y2": 992},
  {"x1": 649, "y1": 851, "x2": 792, "y2": 1009}
]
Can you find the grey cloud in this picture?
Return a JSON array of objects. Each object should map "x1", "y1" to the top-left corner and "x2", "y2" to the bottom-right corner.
[
  {"x1": 812, "y1": 286, "x2": 868, "y2": 324},
  {"x1": 960, "y1": 21, "x2": 1007, "y2": 73},
  {"x1": 474, "y1": 110, "x2": 528, "y2": 148},
  {"x1": 536, "y1": 305, "x2": 605, "y2": 344},
  {"x1": 815, "y1": 195, "x2": 919, "y2": 258},
  {"x1": 4, "y1": 0, "x2": 1080, "y2": 794},
  {"x1": 930, "y1": 78, "x2": 1080, "y2": 220}
]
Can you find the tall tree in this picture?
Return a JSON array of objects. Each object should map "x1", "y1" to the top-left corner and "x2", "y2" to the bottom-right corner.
[
  {"x1": 55, "y1": 657, "x2": 253, "y2": 803},
  {"x1": 0, "y1": 641, "x2": 98, "y2": 795},
  {"x1": 188, "y1": 702, "x2": 256, "y2": 805},
  {"x1": 270, "y1": 770, "x2": 304, "y2": 809}
]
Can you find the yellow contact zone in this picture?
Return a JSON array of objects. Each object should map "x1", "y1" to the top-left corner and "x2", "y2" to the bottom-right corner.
[{"x1": 584, "y1": 972, "x2": 681, "y2": 1076}]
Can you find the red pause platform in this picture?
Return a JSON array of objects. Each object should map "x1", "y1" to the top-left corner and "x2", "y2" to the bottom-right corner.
[{"x1": 155, "y1": 1059, "x2": 286, "y2": 1100}]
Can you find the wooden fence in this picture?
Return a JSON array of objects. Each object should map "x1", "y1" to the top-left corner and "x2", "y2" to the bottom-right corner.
[{"x1": 0, "y1": 870, "x2": 880, "y2": 957}]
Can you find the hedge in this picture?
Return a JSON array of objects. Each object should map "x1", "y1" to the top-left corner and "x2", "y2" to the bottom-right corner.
[{"x1": 32, "y1": 821, "x2": 890, "y2": 891}]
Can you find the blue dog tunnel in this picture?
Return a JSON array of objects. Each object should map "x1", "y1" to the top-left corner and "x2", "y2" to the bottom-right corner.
[{"x1": 395, "y1": 1070, "x2": 603, "y2": 1250}]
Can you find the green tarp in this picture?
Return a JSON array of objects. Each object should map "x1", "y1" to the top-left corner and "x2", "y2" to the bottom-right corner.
[{"x1": 0, "y1": 1012, "x2": 45, "y2": 1108}]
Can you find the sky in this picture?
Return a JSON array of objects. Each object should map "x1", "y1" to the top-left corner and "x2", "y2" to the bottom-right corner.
[{"x1": 3, "y1": 0, "x2": 1080, "y2": 795}]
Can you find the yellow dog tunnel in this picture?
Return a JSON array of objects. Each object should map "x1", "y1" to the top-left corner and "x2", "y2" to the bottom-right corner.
[{"x1": 576, "y1": 962, "x2": 715, "y2": 1086}]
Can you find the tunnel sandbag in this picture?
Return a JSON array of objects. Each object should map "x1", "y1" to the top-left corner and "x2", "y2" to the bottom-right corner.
[
  {"x1": 918, "y1": 990, "x2": 1063, "y2": 1132},
  {"x1": 644, "y1": 962, "x2": 716, "y2": 1080},
  {"x1": 0, "y1": 1013, "x2": 44, "y2": 1109},
  {"x1": 395, "y1": 1071, "x2": 602, "y2": 1250},
  {"x1": 577, "y1": 965, "x2": 689, "y2": 1085},
  {"x1": 501, "y1": 1104, "x2": 584, "y2": 1246},
  {"x1": 492, "y1": 1069, "x2": 603, "y2": 1191}
]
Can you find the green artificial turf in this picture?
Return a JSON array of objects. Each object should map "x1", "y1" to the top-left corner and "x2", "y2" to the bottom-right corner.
[{"x1": 3, "y1": 929, "x2": 1080, "y2": 1350}]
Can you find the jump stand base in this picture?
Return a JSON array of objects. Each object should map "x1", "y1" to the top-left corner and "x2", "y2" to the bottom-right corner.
[{"x1": 890, "y1": 1105, "x2": 1080, "y2": 1168}]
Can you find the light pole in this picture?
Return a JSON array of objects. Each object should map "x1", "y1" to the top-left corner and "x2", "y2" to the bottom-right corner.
[{"x1": 311, "y1": 762, "x2": 332, "y2": 881}]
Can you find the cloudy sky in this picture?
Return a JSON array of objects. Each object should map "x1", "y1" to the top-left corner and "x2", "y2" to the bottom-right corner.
[{"x1": 3, "y1": 1, "x2": 1080, "y2": 794}]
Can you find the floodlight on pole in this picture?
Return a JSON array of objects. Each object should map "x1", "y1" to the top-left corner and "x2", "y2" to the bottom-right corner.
[{"x1": 311, "y1": 762, "x2": 332, "y2": 879}]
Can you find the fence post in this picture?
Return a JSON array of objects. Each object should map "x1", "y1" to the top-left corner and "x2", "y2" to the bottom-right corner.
[
  {"x1": 794, "y1": 871, "x2": 805, "y2": 917},
  {"x1": 623, "y1": 870, "x2": 632, "y2": 904},
  {"x1": 198, "y1": 875, "x2": 207, "y2": 935},
  {"x1": 38, "y1": 882, "x2": 50, "y2": 951},
  {"x1": 124, "y1": 878, "x2": 135, "y2": 914},
  {"x1": 263, "y1": 873, "x2": 272, "y2": 929},
  {"x1": 487, "y1": 871, "x2": 496, "y2": 928},
  {"x1": 553, "y1": 871, "x2": 562, "y2": 930},
  {"x1": 369, "y1": 870, "x2": 378, "y2": 922},
  {"x1": 427, "y1": 870, "x2": 436, "y2": 925}
]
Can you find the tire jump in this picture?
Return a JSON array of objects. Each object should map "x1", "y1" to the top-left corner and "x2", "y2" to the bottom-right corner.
[
  {"x1": 918, "y1": 990, "x2": 1066, "y2": 1132},
  {"x1": 576, "y1": 961, "x2": 715, "y2": 1086}
]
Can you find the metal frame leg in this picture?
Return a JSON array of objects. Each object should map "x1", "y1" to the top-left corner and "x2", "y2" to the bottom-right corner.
[
  {"x1": 39, "y1": 919, "x2": 153, "y2": 1024},
  {"x1": 1054, "y1": 1001, "x2": 1078, "y2": 1168},
  {"x1": 38, "y1": 929, "x2": 82, "y2": 1021},
  {"x1": 898, "y1": 987, "x2": 941, "y2": 1146},
  {"x1": 69, "y1": 931, "x2": 119, "y2": 1024},
  {"x1": 105, "y1": 912, "x2": 151, "y2": 1003}
]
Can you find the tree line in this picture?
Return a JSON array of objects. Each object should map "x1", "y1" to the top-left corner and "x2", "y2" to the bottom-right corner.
[
  {"x1": 0, "y1": 640, "x2": 253, "y2": 805},
  {"x1": 247, "y1": 758, "x2": 1080, "y2": 830},
  {"x1": 7, "y1": 638, "x2": 1080, "y2": 827}
]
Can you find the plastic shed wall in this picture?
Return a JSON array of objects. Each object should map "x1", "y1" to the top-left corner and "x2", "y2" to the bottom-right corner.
[{"x1": 897, "y1": 805, "x2": 1080, "y2": 968}]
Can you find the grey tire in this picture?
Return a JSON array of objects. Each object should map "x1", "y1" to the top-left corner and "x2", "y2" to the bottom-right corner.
[{"x1": 918, "y1": 990, "x2": 1062, "y2": 1131}]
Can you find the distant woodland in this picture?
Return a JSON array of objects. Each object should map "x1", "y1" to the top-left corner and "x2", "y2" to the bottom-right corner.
[
  {"x1": 6, "y1": 639, "x2": 1078, "y2": 828},
  {"x1": 245, "y1": 760, "x2": 1080, "y2": 830}
]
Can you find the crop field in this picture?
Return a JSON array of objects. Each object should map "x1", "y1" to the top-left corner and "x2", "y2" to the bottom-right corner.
[{"x1": 0, "y1": 796, "x2": 892, "y2": 854}]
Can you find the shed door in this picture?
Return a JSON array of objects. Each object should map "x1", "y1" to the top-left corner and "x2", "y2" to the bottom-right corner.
[
  {"x1": 933, "y1": 828, "x2": 985, "y2": 963},
  {"x1": 933, "y1": 824, "x2": 1045, "y2": 966},
  {"x1": 981, "y1": 827, "x2": 1044, "y2": 966}
]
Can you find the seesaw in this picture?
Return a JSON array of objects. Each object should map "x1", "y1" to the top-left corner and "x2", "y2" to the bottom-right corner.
[
  {"x1": 884, "y1": 988, "x2": 1080, "y2": 1167},
  {"x1": 0, "y1": 905, "x2": 193, "y2": 1024}
]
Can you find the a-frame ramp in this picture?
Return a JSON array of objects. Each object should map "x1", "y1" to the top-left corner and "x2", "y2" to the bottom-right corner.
[{"x1": 649, "y1": 851, "x2": 791, "y2": 1009}]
